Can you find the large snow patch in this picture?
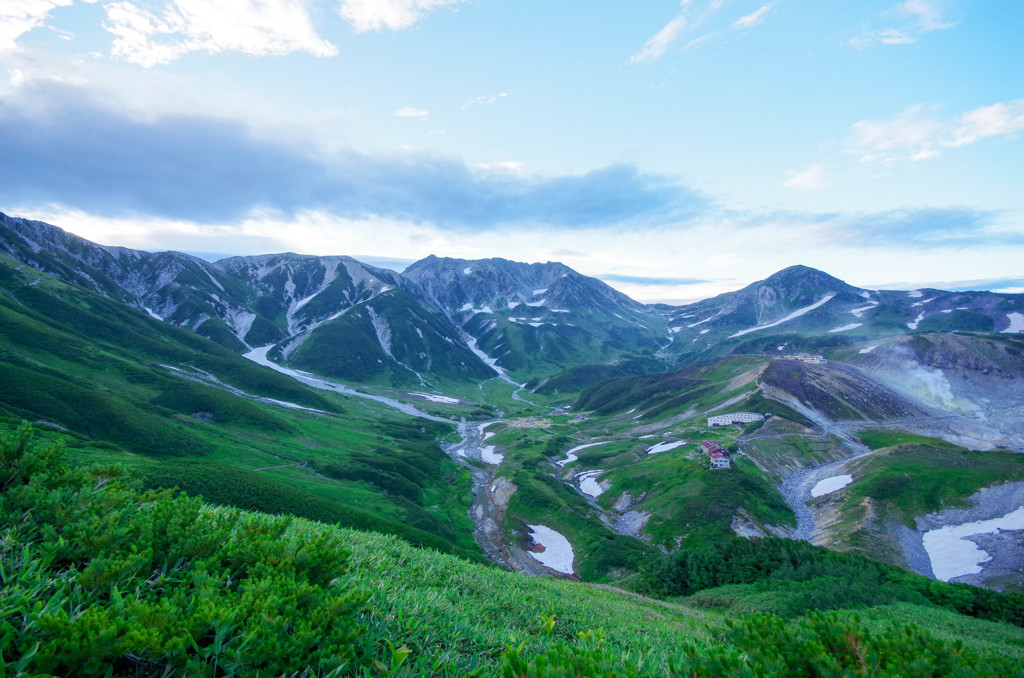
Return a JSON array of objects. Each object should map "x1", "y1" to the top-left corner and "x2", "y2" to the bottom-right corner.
[
  {"x1": 923, "y1": 506, "x2": 1024, "y2": 582},
  {"x1": 526, "y1": 525, "x2": 575, "y2": 574}
]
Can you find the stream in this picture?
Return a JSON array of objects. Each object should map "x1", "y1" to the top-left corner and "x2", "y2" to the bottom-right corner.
[
  {"x1": 243, "y1": 346, "x2": 543, "y2": 573},
  {"x1": 442, "y1": 421, "x2": 550, "y2": 575}
]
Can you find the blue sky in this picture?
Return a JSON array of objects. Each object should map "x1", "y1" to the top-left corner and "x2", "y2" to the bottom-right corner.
[{"x1": 1, "y1": 0, "x2": 1021, "y2": 302}]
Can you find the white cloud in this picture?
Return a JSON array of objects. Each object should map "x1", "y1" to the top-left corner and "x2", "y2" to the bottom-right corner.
[
  {"x1": 628, "y1": 15, "x2": 688, "y2": 64},
  {"x1": 338, "y1": 0, "x2": 462, "y2": 32},
  {"x1": 849, "y1": 0, "x2": 956, "y2": 49},
  {"x1": 395, "y1": 107, "x2": 429, "y2": 118},
  {"x1": 848, "y1": 100, "x2": 1024, "y2": 165},
  {"x1": 732, "y1": 3, "x2": 773, "y2": 30},
  {"x1": 461, "y1": 91, "x2": 508, "y2": 109},
  {"x1": 0, "y1": 0, "x2": 73, "y2": 52},
  {"x1": 900, "y1": 0, "x2": 955, "y2": 32},
  {"x1": 633, "y1": 1, "x2": 777, "y2": 60},
  {"x1": 102, "y1": 0, "x2": 337, "y2": 67},
  {"x1": 18, "y1": 197, "x2": 1022, "y2": 306},
  {"x1": 782, "y1": 164, "x2": 830, "y2": 190},
  {"x1": 946, "y1": 100, "x2": 1024, "y2": 148},
  {"x1": 848, "y1": 103, "x2": 946, "y2": 164},
  {"x1": 477, "y1": 161, "x2": 524, "y2": 172}
]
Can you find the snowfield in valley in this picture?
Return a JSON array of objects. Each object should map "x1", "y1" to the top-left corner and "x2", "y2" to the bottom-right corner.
[
  {"x1": 526, "y1": 525, "x2": 575, "y2": 574},
  {"x1": 811, "y1": 474, "x2": 853, "y2": 497},
  {"x1": 923, "y1": 506, "x2": 1024, "y2": 582}
]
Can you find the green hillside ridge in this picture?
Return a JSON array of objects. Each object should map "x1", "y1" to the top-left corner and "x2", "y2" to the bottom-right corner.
[
  {"x1": 0, "y1": 254, "x2": 487, "y2": 560},
  {"x1": 813, "y1": 439, "x2": 1024, "y2": 570},
  {"x1": 4, "y1": 424, "x2": 1024, "y2": 676},
  {"x1": 288, "y1": 288, "x2": 495, "y2": 387}
]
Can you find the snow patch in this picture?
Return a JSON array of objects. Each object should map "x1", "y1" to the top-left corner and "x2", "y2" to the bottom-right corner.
[
  {"x1": 464, "y1": 267, "x2": 473, "y2": 275},
  {"x1": 646, "y1": 440, "x2": 687, "y2": 455},
  {"x1": 923, "y1": 506, "x2": 1024, "y2": 582},
  {"x1": 849, "y1": 302, "x2": 878, "y2": 318},
  {"x1": 524, "y1": 299, "x2": 546, "y2": 307},
  {"x1": 688, "y1": 310, "x2": 722, "y2": 328},
  {"x1": 908, "y1": 290, "x2": 923, "y2": 298},
  {"x1": 811, "y1": 474, "x2": 853, "y2": 497},
  {"x1": 410, "y1": 392, "x2": 460, "y2": 404},
  {"x1": 729, "y1": 293, "x2": 837, "y2": 338},
  {"x1": 243, "y1": 346, "x2": 450, "y2": 423},
  {"x1": 144, "y1": 307, "x2": 162, "y2": 320},
  {"x1": 463, "y1": 334, "x2": 517, "y2": 384},
  {"x1": 858, "y1": 345, "x2": 878, "y2": 354},
  {"x1": 828, "y1": 323, "x2": 862, "y2": 333},
  {"x1": 576, "y1": 470, "x2": 606, "y2": 498},
  {"x1": 228, "y1": 310, "x2": 257, "y2": 342},
  {"x1": 533, "y1": 288, "x2": 548, "y2": 295},
  {"x1": 557, "y1": 441, "x2": 612, "y2": 467},
  {"x1": 366, "y1": 307, "x2": 394, "y2": 359},
  {"x1": 481, "y1": 445, "x2": 504, "y2": 465},
  {"x1": 907, "y1": 311, "x2": 926, "y2": 330},
  {"x1": 1002, "y1": 312, "x2": 1024, "y2": 334},
  {"x1": 526, "y1": 525, "x2": 574, "y2": 574}
]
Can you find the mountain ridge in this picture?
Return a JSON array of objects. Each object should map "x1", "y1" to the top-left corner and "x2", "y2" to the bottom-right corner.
[{"x1": 3, "y1": 211, "x2": 1022, "y2": 388}]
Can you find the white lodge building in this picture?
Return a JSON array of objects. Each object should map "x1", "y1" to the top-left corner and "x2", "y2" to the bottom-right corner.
[{"x1": 707, "y1": 412, "x2": 765, "y2": 427}]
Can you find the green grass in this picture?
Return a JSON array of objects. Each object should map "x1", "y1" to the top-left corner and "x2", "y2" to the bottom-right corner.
[
  {"x1": 602, "y1": 455, "x2": 795, "y2": 549},
  {"x1": 0, "y1": 260, "x2": 486, "y2": 559},
  {"x1": 7, "y1": 425, "x2": 1024, "y2": 677},
  {"x1": 842, "y1": 444, "x2": 1024, "y2": 521},
  {"x1": 857, "y1": 429, "x2": 965, "y2": 451}
]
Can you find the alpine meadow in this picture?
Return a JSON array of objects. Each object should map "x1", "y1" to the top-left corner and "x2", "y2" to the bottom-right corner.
[{"x1": 2, "y1": 1, "x2": 1024, "y2": 676}]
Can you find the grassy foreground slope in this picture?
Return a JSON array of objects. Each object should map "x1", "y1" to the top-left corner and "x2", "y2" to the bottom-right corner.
[
  {"x1": 0, "y1": 253, "x2": 485, "y2": 560},
  {"x1": 4, "y1": 425, "x2": 1024, "y2": 677}
]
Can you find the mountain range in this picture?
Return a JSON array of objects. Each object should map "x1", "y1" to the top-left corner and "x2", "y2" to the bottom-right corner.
[
  {"x1": 4, "y1": 211, "x2": 1022, "y2": 392},
  {"x1": 3, "y1": 210, "x2": 1024, "y2": 593}
]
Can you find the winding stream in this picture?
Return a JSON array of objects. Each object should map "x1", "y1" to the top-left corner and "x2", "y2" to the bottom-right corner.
[{"x1": 243, "y1": 346, "x2": 544, "y2": 573}]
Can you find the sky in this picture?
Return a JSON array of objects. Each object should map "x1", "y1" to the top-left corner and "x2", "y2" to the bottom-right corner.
[{"x1": 1, "y1": 0, "x2": 1022, "y2": 303}]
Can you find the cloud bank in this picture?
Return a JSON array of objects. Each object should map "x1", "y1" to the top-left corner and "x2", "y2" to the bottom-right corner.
[{"x1": 0, "y1": 80, "x2": 703, "y2": 229}]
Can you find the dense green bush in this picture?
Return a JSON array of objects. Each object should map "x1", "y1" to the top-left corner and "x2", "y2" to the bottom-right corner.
[
  {"x1": 500, "y1": 611, "x2": 1016, "y2": 677},
  {"x1": 142, "y1": 459, "x2": 483, "y2": 562},
  {"x1": 672, "y1": 612, "x2": 1014, "y2": 677},
  {"x1": 0, "y1": 424, "x2": 366, "y2": 676},
  {"x1": 631, "y1": 537, "x2": 1024, "y2": 627},
  {"x1": 3, "y1": 424, "x2": 1021, "y2": 677}
]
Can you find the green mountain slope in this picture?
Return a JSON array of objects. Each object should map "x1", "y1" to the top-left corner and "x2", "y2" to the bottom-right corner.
[
  {"x1": 0, "y1": 252, "x2": 483, "y2": 560},
  {"x1": 4, "y1": 425, "x2": 1023, "y2": 677},
  {"x1": 287, "y1": 288, "x2": 496, "y2": 386}
]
